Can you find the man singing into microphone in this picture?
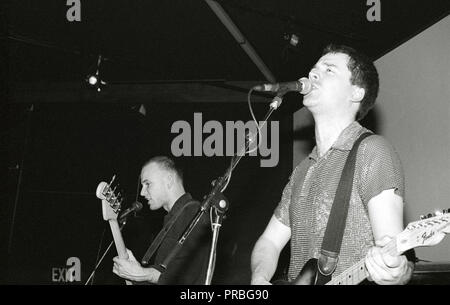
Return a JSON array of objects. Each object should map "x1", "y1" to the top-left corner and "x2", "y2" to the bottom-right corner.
[
  {"x1": 251, "y1": 44, "x2": 415, "y2": 285},
  {"x1": 113, "y1": 156, "x2": 211, "y2": 284}
]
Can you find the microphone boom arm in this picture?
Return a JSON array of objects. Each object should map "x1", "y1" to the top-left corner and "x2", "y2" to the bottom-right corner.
[{"x1": 156, "y1": 93, "x2": 281, "y2": 283}]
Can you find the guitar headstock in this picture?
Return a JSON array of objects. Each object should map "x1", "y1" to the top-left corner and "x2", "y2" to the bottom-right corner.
[
  {"x1": 96, "y1": 175, "x2": 123, "y2": 221},
  {"x1": 396, "y1": 209, "x2": 450, "y2": 253}
]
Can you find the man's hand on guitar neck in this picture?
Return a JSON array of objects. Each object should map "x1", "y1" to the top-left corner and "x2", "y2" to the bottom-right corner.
[
  {"x1": 365, "y1": 236, "x2": 413, "y2": 285},
  {"x1": 113, "y1": 249, "x2": 161, "y2": 284}
]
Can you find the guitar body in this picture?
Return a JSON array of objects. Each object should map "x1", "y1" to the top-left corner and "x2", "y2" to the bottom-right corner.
[{"x1": 273, "y1": 258, "x2": 330, "y2": 285}]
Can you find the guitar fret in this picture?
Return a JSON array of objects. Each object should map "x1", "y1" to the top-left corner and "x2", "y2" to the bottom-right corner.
[
  {"x1": 328, "y1": 259, "x2": 366, "y2": 285},
  {"x1": 356, "y1": 262, "x2": 365, "y2": 284},
  {"x1": 350, "y1": 265, "x2": 356, "y2": 284}
]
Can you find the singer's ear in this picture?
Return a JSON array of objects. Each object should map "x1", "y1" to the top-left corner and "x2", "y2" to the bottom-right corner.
[
  {"x1": 165, "y1": 172, "x2": 175, "y2": 189},
  {"x1": 351, "y1": 86, "x2": 365, "y2": 103}
]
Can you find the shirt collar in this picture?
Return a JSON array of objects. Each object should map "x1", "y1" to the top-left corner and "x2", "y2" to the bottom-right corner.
[
  {"x1": 167, "y1": 192, "x2": 193, "y2": 218},
  {"x1": 308, "y1": 121, "x2": 364, "y2": 161}
]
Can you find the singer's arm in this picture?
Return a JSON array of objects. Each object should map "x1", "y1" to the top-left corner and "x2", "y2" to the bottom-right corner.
[
  {"x1": 113, "y1": 249, "x2": 161, "y2": 283},
  {"x1": 251, "y1": 215, "x2": 291, "y2": 285}
]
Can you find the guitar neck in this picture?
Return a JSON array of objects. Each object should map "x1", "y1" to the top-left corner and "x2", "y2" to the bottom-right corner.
[
  {"x1": 327, "y1": 238, "x2": 399, "y2": 285},
  {"x1": 109, "y1": 219, "x2": 132, "y2": 285},
  {"x1": 326, "y1": 258, "x2": 367, "y2": 285},
  {"x1": 109, "y1": 220, "x2": 129, "y2": 259}
]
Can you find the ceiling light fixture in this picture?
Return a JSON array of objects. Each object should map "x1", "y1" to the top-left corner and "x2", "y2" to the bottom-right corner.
[
  {"x1": 86, "y1": 54, "x2": 107, "y2": 92},
  {"x1": 284, "y1": 32, "x2": 300, "y2": 48}
]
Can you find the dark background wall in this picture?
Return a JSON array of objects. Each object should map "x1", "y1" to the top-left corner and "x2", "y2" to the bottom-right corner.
[{"x1": 4, "y1": 101, "x2": 293, "y2": 285}]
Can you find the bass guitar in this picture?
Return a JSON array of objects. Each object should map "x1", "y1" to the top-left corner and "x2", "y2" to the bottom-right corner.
[{"x1": 96, "y1": 175, "x2": 132, "y2": 285}]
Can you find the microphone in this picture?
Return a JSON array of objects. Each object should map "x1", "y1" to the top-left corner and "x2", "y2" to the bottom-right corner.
[
  {"x1": 118, "y1": 201, "x2": 143, "y2": 222},
  {"x1": 253, "y1": 77, "x2": 312, "y2": 95}
]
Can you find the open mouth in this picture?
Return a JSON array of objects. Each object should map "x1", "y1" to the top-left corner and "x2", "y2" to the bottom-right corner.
[
  {"x1": 304, "y1": 84, "x2": 317, "y2": 96},
  {"x1": 306, "y1": 83, "x2": 319, "y2": 95}
]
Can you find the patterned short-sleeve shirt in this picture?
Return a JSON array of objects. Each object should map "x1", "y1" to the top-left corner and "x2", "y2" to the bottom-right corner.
[{"x1": 274, "y1": 121, "x2": 405, "y2": 281}]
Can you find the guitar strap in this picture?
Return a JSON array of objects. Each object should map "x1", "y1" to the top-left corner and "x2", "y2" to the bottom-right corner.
[
  {"x1": 316, "y1": 131, "x2": 373, "y2": 284},
  {"x1": 141, "y1": 199, "x2": 200, "y2": 267}
]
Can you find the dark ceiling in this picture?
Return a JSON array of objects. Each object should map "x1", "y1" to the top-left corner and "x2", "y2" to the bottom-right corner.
[{"x1": 5, "y1": 0, "x2": 450, "y2": 86}]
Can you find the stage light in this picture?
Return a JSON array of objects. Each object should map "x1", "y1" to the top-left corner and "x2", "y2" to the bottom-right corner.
[
  {"x1": 86, "y1": 55, "x2": 107, "y2": 92},
  {"x1": 289, "y1": 34, "x2": 299, "y2": 47},
  {"x1": 283, "y1": 32, "x2": 300, "y2": 47},
  {"x1": 88, "y1": 75, "x2": 98, "y2": 85},
  {"x1": 138, "y1": 104, "x2": 146, "y2": 116}
]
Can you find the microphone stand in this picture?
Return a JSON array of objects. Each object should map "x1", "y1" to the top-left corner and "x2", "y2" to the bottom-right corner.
[
  {"x1": 154, "y1": 92, "x2": 284, "y2": 284},
  {"x1": 205, "y1": 194, "x2": 229, "y2": 285},
  {"x1": 84, "y1": 218, "x2": 129, "y2": 285}
]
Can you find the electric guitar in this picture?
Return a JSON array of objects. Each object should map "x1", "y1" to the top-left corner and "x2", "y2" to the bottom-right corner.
[
  {"x1": 275, "y1": 209, "x2": 450, "y2": 285},
  {"x1": 96, "y1": 175, "x2": 132, "y2": 285}
]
